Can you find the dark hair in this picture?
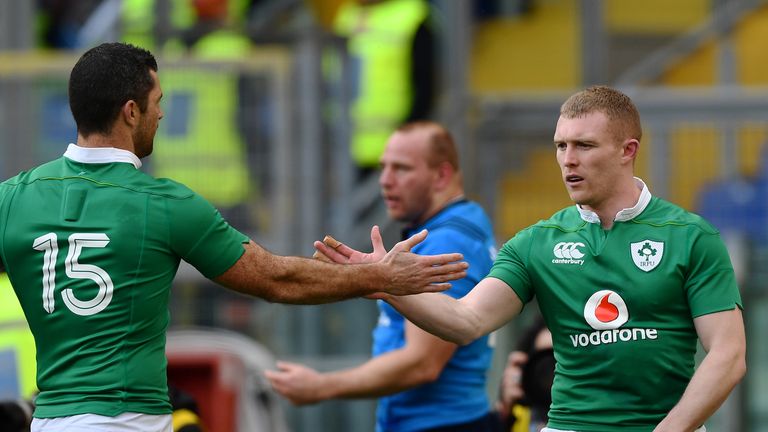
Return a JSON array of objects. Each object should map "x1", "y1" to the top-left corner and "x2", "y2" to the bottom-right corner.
[{"x1": 68, "y1": 42, "x2": 158, "y2": 137}]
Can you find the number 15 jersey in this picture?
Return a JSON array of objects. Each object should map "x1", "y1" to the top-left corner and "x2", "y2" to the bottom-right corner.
[{"x1": 0, "y1": 145, "x2": 248, "y2": 418}]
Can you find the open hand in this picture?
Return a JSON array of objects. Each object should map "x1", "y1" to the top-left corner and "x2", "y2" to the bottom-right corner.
[
  {"x1": 264, "y1": 361, "x2": 327, "y2": 405},
  {"x1": 313, "y1": 226, "x2": 467, "y2": 297},
  {"x1": 312, "y1": 226, "x2": 386, "y2": 264},
  {"x1": 379, "y1": 229, "x2": 466, "y2": 296}
]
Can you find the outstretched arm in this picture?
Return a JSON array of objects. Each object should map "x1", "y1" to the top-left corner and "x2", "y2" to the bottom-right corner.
[
  {"x1": 265, "y1": 321, "x2": 457, "y2": 404},
  {"x1": 386, "y1": 277, "x2": 523, "y2": 345},
  {"x1": 314, "y1": 228, "x2": 522, "y2": 343},
  {"x1": 653, "y1": 307, "x2": 746, "y2": 432},
  {"x1": 214, "y1": 230, "x2": 467, "y2": 304}
]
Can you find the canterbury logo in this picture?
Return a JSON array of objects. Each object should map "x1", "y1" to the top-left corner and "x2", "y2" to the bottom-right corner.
[
  {"x1": 553, "y1": 242, "x2": 585, "y2": 259},
  {"x1": 552, "y1": 242, "x2": 586, "y2": 265}
]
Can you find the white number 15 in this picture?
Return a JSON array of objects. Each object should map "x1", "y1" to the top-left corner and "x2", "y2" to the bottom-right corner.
[{"x1": 32, "y1": 233, "x2": 114, "y2": 316}]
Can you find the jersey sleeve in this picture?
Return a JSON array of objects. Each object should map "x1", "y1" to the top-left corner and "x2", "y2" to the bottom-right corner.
[
  {"x1": 487, "y1": 229, "x2": 533, "y2": 304},
  {"x1": 685, "y1": 228, "x2": 742, "y2": 317},
  {"x1": 166, "y1": 193, "x2": 249, "y2": 279}
]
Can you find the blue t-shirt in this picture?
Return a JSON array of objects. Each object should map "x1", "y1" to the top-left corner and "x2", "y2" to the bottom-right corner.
[{"x1": 373, "y1": 200, "x2": 497, "y2": 431}]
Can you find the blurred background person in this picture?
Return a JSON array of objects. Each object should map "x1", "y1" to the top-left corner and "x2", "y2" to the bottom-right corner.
[
  {"x1": 495, "y1": 317, "x2": 553, "y2": 432},
  {"x1": 266, "y1": 121, "x2": 498, "y2": 432},
  {"x1": 0, "y1": 272, "x2": 37, "y2": 403},
  {"x1": 332, "y1": 0, "x2": 436, "y2": 179},
  {"x1": 0, "y1": 271, "x2": 37, "y2": 432}
]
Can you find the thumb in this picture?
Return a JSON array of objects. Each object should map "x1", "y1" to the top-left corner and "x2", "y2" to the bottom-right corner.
[
  {"x1": 370, "y1": 225, "x2": 386, "y2": 255},
  {"x1": 396, "y1": 229, "x2": 427, "y2": 252}
]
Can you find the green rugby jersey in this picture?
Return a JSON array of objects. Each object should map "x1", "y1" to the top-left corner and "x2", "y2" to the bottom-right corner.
[
  {"x1": 489, "y1": 184, "x2": 741, "y2": 431},
  {"x1": 0, "y1": 145, "x2": 248, "y2": 418}
]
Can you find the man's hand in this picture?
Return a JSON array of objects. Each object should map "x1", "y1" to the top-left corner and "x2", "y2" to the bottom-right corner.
[
  {"x1": 264, "y1": 361, "x2": 327, "y2": 405},
  {"x1": 496, "y1": 350, "x2": 528, "y2": 418},
  {"x1": 313, "y1": 226, "x2": 467, "y2": 297},
  {"x1": 313, "y1": 226, "x2": 387, "y2": 264}
]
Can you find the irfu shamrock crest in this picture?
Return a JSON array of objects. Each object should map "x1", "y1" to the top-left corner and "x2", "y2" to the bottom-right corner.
[{"x1": 630, "y1": 240, "x2": 664, "y2": 272}]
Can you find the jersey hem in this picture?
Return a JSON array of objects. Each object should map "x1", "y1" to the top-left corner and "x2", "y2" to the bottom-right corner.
[{"x1": 34, "y1": 403, "x2": 172, "y2": 419}]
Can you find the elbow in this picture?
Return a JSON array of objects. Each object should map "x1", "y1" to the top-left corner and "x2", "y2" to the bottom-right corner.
[
  {"x1": 452, "y1": 319, "x2": 485, "y2": 346},
  {"x1": 453, "y1": 334, "x2": 475, "y2": 346},
  {"x1": 452, "y1": 328, "x2": 483, "y2": 346},
  {"x1": 734, "y1": 351, "x2": 747, "y2": 383},
  {"x1": 419, "y1": 368, "x2": 443, "y2": 384},
  {"x1": 411, "y1": 362, "x2": 445, "y2": 385}
]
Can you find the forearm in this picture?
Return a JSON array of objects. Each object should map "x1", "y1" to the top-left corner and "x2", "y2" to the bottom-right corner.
[
  {"x1": 216, "y1": 242, "x2": 383, "y2": 304},
  {"x1": 322, "y1": 351, "x2": 440, "y2": 399},
  {"x1": 261, "y1": 255, "x2": 385, "y2": 303},
  {"x1": 654, "y1": 347, "x2": 746, "y2": 432},
  {"x1": 386, "y1": 293, "x2": 483, "y2": 345},
  {"x1": 386, "y1": 278, "x2": 522, "y2": 345}
]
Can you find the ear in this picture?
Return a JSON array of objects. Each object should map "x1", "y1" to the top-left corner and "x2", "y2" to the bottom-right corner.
[
  {"x1": 621, "y1": 138, "x2": 639, "y2": 164},
  {"x1": 121, "y1": 100, "x2": 140, "y2": 128},
  {"x1": 434, "y1": 161, "x2": 454, "y2": 189}
]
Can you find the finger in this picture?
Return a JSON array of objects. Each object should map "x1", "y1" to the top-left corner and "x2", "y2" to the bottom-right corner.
[
  {"x1": 416, "y1": 282, "x2": 453, "y2": 293},
  {"x1": 370, "y1": 225, "x2": 386, "y2": 255},
  {"x1": 312, "y1": 249, "x2": 333, "y2": 262},
  {"x1": 264, "y1": 370, "x2": 282, "y2": 383},
  {"x1": 417, "y1": 265, "x2": 469, "y2": 282},
  {"x1": 394, "y1": 229, "x2": 428, "y2": 252},
  {"x1": 322, "y1": 235, "x2": 342, "y2": 249},
  {"x1": 332, "y1": 241, "x2": 361, "y2": 258},
  {"x1": 319, "y1": 237, "x2": 362, "y2": 260},
  {"x1": 422, "y1": 262, "x2": 469, "y2": 278},
  {"x1": 275, "y1": 360, "x2": 300, "y2": 371},
  {"x1": 418, "y1": 253, "x2": 466, "y2": 267},
  {"x1": 314, "y1": 242, "x2": 349, "y2": 263}
]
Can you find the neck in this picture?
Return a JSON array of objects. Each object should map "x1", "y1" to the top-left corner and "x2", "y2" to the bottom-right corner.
[
  {"x1": 585, "y1": 178, "x2": 641, "y2": 229},
  {"x1": 416, "y1": 189, "x2": 465, "y2": 225},
  {"x1": 76, "y1": 131, "x2": 135, "y2": 154}
]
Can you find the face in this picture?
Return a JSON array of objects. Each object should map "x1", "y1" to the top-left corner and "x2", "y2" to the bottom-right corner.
[
  {"x1": 133, "y1": 70, "x2": 163, "y2": 158},
  {"x1": 553, "y1": 111, "x2": 629, "y2": 210},
  {"x1": 379, "y1": 130, "x2": 437, "y2": 224}
]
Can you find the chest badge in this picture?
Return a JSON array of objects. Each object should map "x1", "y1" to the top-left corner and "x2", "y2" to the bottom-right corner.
[{"x1": 631, "y1": 240, "x2": 664, "y2": 272}]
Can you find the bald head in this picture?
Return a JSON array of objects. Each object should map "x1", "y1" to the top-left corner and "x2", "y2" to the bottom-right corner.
[
  {"x1": 394, "y1": 121, "x2": 461, "y2": 172},
  {"x1": 379, "y1": 121, "x2": 464, "y2": 224}
]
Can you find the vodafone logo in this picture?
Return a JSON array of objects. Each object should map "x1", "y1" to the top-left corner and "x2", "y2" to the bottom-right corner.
[
  {"x1": 583, "y1": 290, "x2": 628, "y2": 330},
  {"x1": 570, "y1": 290, "x2": 659, "y2": 348},
  {"x1": 551, "y1": 242, "x2": 586, "y2": 265}
]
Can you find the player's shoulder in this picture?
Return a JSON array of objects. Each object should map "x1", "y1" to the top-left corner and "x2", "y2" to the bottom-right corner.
[
  {"x1": 501, "y1": 207, "x2": 582, "y2": 249},
  {"x1": 636, "y1": 196, "x2": 719, "y2": 234},
  {"x1": 529, "y1": 206, "x2": 584, "y2": 233},
  {"x1": 1, "y1": 158, "x2": 62, "y2": 187},
  {"x1": 131, "y1": 174, "x2": 198, "y2": 201}
]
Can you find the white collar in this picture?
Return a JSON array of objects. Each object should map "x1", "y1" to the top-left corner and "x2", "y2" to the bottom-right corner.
[
  {"x1": 577, "y1": 177, "x2": 652, "y2": 224},
  {"x1": 63, "y1": 143, "x2": 142, "y2": 169}
]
